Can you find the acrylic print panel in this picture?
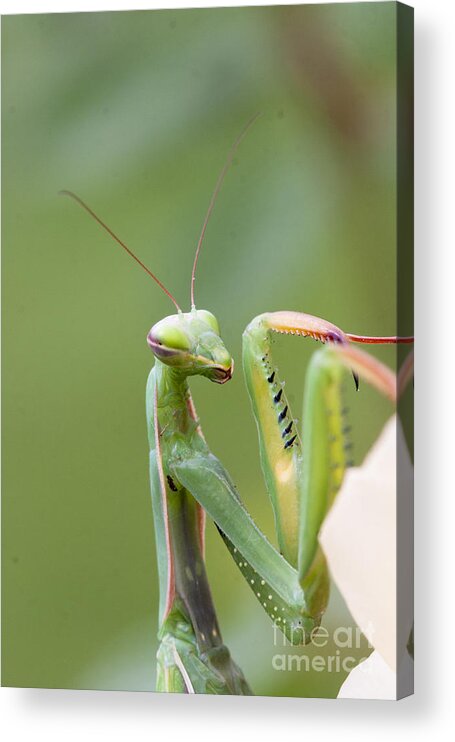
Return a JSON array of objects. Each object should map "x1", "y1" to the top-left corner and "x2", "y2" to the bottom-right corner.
[{"x1": 1, "y1": 2, "x2": 414, "y2": 699}]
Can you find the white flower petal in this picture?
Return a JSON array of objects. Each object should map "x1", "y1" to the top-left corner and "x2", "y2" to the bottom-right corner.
[
  {"x1": 338, "y1": 650, "x2": 397, "y2": 700},
  {"x1": 319, "y1": 414, "x2": 413, "y2": 672},
  {"x1": 337, "y1": 649, "x2": 414, "y2": 700}
]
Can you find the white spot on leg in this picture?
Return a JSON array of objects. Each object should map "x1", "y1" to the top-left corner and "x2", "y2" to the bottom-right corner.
[{"x1": 275, "y1": 459, "x2": 294, "y2": 484}]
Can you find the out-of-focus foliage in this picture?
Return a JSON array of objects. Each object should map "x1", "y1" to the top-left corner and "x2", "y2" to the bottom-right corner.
[{"x1": 2, "y1": 4, "x2": 408, "y2": 697}]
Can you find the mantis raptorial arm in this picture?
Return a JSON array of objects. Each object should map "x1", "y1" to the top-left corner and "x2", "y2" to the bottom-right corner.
[
  {"x1": 297, "y1": 341, "x2": 397, "y2": 582},
  {"x1": 243, "y1": 311, "x2": 404, "y2": 580},
  {"x1": 172, "y1": 452, "x2": 320, "y2": 644}
]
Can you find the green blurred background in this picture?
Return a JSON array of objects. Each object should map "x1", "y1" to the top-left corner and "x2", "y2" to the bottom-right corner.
[{"x1": 2, "y1": 3, "x2": 409, "y2": 697}]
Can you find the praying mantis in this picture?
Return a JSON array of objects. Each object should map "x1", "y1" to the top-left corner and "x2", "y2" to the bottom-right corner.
[{"x1": 61, "y1": 116, "x2": 413, "y2": 695}]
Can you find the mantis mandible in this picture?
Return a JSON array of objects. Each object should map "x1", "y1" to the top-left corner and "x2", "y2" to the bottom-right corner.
[{"x1": 61, "y1": 116, "x2": 413, "y2": 695}]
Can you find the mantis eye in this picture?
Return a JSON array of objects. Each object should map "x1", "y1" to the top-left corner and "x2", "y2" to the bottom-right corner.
[
  {"x1": 197, "y1": 310, "x2": 220, "y2": 335},
  {"x1": 152, "y1": 325, "x2": 190, "y2": 351},
  {"x1": 147, "y1": 316, "x2": 192, "y2": 358}
]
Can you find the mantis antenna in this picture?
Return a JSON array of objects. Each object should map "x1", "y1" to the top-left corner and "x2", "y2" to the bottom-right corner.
[
  {"x1": 59, "y1": 189, "x2": 182, "y2": 312},
  {"x1": 190, "y1": 112, "x2": 262, "y2": 309}
]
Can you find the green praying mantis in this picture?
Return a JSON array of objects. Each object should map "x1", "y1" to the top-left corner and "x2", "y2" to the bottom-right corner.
[{"x1": 61, "y1": 116, "x2": 413, "y2": 695}]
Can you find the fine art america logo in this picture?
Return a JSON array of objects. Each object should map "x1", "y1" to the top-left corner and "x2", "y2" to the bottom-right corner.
[{"x1": 271, "y1": 623, "x2": 374, "y2": 673}]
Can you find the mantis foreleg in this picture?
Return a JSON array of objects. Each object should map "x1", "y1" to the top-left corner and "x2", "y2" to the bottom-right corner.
[
  {"x1": 238, "y1": 311, "x2": 405, "y2": 622},
  {"x1": 172, "y1": 451, "x2": 320, "y2": 644}
]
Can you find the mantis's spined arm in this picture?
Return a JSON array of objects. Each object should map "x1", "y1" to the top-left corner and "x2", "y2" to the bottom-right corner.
[
  {"x1": 242, "y1": 311, "x2": 348, "y2": 567},
  {"x1": 242, "y1": 311, "x2": 405, "y2": 593},
  {"x1": 247, "y1": 311, "x2": 348, "y2": 342},
  {"x1": 172, "y1": 451, "x2": 323, "y2": 644},
  {"x1": 298, "y1": 342, "x2": 402, "y2": 582},
  {"x1": 298, "y1": 348, "x2": 349, "y2": 582}
]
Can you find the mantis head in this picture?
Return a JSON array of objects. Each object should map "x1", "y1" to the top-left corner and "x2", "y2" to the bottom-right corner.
[
  {"x1": 60, "y1": 115, "x2": 259, "y2": 387},
  {"x1": 147, "y1": 309, "x2": 233, "y2": 384}
]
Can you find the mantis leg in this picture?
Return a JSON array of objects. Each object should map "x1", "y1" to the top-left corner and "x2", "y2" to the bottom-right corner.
[
  {"x1": 298, "y1": 341, "x2": 396, "y2": 583},
  {"x1": 243, "y1": 312, "x2": 400, "y2": 594},
  {"x1": 171, "y1": 450, "x2": 325, "y2": 645},
  {"x1": 242, "y1": 311, "x2": 350, "y2": 568},
  {"x1": 148, "y1": 371, "x2": 251, "y2": 694}
]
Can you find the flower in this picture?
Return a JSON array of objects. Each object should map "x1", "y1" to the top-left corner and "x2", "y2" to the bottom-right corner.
[{"x1": 319, "y1": 414, "x2": 414, "y2": 700}]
